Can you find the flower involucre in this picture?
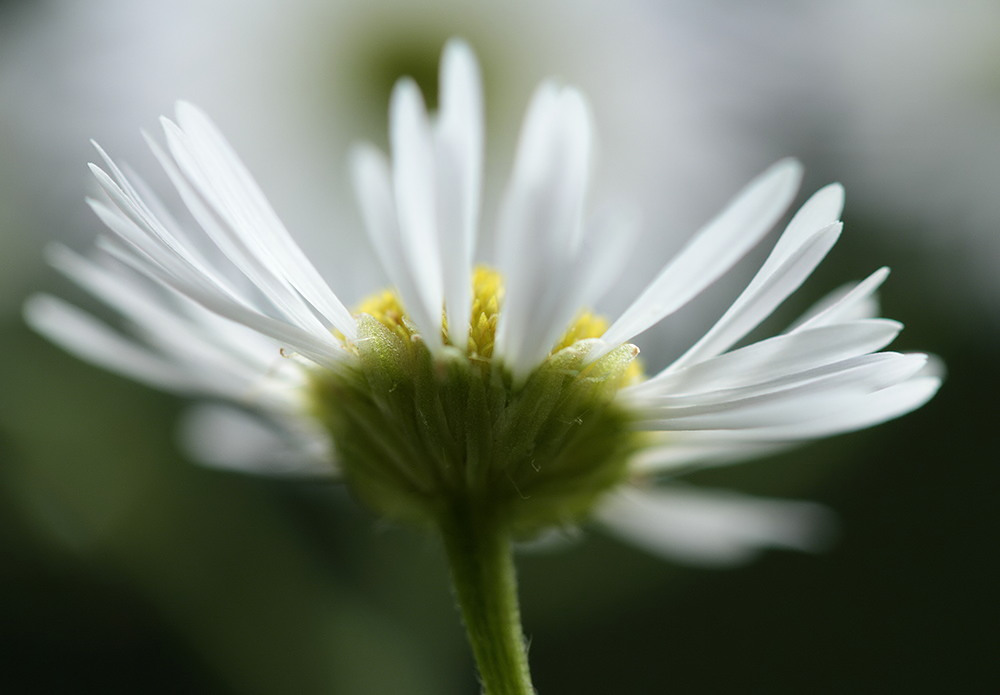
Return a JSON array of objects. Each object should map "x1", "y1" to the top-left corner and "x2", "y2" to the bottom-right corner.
[
  {"x1": 26, "y1": 39, "x2": 941, "y2": 566},
  {"x1": 311, "y1": 265, "x2": 642, "y2": 534}
]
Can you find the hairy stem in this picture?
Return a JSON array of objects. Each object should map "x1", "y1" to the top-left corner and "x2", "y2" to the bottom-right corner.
[{"x1": 439, "y1": 504, "x2": 535, "y2": 695}]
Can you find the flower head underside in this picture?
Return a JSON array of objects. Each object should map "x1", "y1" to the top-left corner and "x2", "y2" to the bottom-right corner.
[
  {"x1": 25, "y1": 39, "x2": 942, "y2": 565},
  {"x1": 311, "y1": 265, "x2": 642, "y2": 533}
]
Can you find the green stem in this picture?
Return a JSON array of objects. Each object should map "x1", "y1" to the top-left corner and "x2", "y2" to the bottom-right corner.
[{"x1": 439, "y1": 504, "x2": 535, "y2": 695}]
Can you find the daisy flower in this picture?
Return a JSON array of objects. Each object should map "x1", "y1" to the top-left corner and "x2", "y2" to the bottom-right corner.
[{"x1": 25, "y1": 39, "x2": 941, "y2": 693}]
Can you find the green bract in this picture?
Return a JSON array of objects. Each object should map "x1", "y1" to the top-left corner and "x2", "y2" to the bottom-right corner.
[{"x1": 309, "y1": 311, "x2": 641, "y2": 537}]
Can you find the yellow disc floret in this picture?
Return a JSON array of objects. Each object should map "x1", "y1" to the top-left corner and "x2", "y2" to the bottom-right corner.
[
  {"x1": 467, "y1": 266, "x2": 503, "y2": 359},
  {"x1": 353, "y1": 265, "x2": 640, "y2": 384}
]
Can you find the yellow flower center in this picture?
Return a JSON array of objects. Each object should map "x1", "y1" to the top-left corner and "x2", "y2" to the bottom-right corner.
[{"x1": 353, "y1": 266, "x2": 640, "y2": 382}]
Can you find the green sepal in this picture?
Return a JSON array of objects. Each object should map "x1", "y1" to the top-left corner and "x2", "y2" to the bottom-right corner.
[{"x1": 308, "y1": 330, "x2": 641, "y2": 536}]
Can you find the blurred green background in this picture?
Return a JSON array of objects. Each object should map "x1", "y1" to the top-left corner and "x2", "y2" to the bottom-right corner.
[{"x1": 1, "y1": 1, "x2": 998, "y2": 693}]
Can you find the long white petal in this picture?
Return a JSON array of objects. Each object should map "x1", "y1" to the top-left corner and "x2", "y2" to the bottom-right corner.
[
  {"x1": 90, "y1": 143, "x2": 349, "y2": 365},
  {"x1": 514, "y1": 89, "x2": 593, "y2": 371},
  {"x1": 46, "y1": 245, "x2": 280, "y2": 382},
  {"x1": 88, "y1": 156, "x2": 231, "y2": 295},
  {"x1": 652, "y1": 373, "x2": 941, "y2": 443},
  {"x1": 629, "y1": 437, "x2": 795, "y2": 475},
  {"x1": 639, "y1": 352, "x2": 926, "y2": 409},
  {"x1": 635, "y1": 353, "x2": 927, "y2": 431},
  {"x1": 668, "y1": 222, "x2": 842, "y2": 371},
  {"x1": 629, "y1": 319, "x2": 902, "y2": 399},
  {"x1": 593, "y1": 159, "x2": 803, "y2": 358},
  {"x1": 157, "y1": 120, "x2": 348, "y2": 339},
  {"x1": 631, "y1": 358, "x2": 940, "y2": 474},
  {"x1": 495, "y1": 82, "x2": 559, "y2": 275},
  {"x1": 98, "y1": 235, "x2": 345, "y2": 369},
  {"x1": 24, "y1": 295, "x2": 196, "y2": 392},
  {"x1": 170, "y1": 103, "x2": 356, "y2": 338},
  {"x1": 713, "y1": 374, "x2": 943, "y2": 441},
  {"x1": 349, "y1": 143, "x2": 430, "y2": 335},
  {"x1": 390, "y1": 78, "x2": 443, "y2": 348},
  {"x1": 597, "y1": 486, "x2": 837, "y2": 567},
  {"x1": 436, "y1": 38, "x2": 483, "y2": 344},
  {"x1": 791, "y1": 267, "x2": 890, "y2": 331},
  {"x1": 495, "y1": 84, "x2": 593, "y2": 376},
  {"x1": 86, "y1": 195, "x2": 264, "y2": 319},
  {"x1": 178, "y1": 404, "x2": 335, "y2": 477},
  {"x1": 762, "y1": 183, "x2": 844, "y2": 275}
]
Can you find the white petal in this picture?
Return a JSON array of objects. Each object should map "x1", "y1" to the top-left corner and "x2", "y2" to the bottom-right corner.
[
  {"x1": 514, "y1": 90, "x2": 594, "y2": 370},
  {"x1": 639, "y1": 352, "x2": 925, "y2": 408},
  {"x1": 178, "y1": 404, "x2": 336, "y2": 477},
  {"x1": 593, "y1": 159, "x2": 803, "y2": 359},
  {"x1": 89, "y1": 144, "x2": 347, "y2": 368},
  {"x1": 651, "y1": 372, "x2": 941, "y2": 444},
  {"x1": 349, "y1": 143, "x2": 428, "y2": 329},
  {"x1": 635, "y1": 353, "x2": 928, "y2": 431},
  {"x1": 597, "y1": 486, "x2": 837, "y2": 567},
  {"x1": 629, "y1": 319, "x2": 902, "y2": 399},
  {"x1": 157, "y1": 118, "x2": 348, "y2": 339},
  {"x1": 390, "y1": 78, "x2": 443, "y2": 348},
  {"x1": 716, "y1": 374, "x2": 943, "y2": 441},
  {"x1": 24, "y1": 295, "x2": 196, "y2": 392},
  {"x1": 119, "y1": 157, "x2": 211, "y2": 261},
  {"x1": 790, "y1": 267, "x2": 890, "y2": 331},
  {"x1": 631, "y1": 356, "x2": 940, "y2": 474},
  {"x1": 46, "y1": 245, "x2": 281, "y2": 386},
  {"x1": 435, "y1": 38, "x2": 483, "y2": 343},
  {"x1": 629, "y1": 437, "x2": 794, "y2": 475},
  {"x1": 666, "y1": 183, "x2": 845, "y2": 371},
  {"x1": 170, "y1": 103, "x2": 356, "y2": 338},
  {"x1": 87, "y1": 156, "x2": 226, "y2": 292},
  {"x1": 764, "y1": 183, "x2": 844, "y2": 273},
  {"x1": 98, "y1": 235, "x2": 345, "y2": 369},
  {"x1": 495, "y1": 82, "x2": 559, "y2": 275},
  {"x1": 668, "y1": 222, "x2": 842, "y2": 371},
  {"x1": 495, "y1": 84, "x2": 594, "y2": 376}
]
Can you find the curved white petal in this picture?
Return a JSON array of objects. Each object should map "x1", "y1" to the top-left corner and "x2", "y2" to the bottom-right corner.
[
  {"x1": 87, "y1": 154, "x2": 238, "y2": 299},
  {"x1": 495, "y1": 83, "x2": 594, "y2": 377},
  {"x1": 790, "y1": 267, "x2": 890, "y2": 331},
  {"x1": 644, "y1": 372, "x2": 941, "y2": 444},
  {"x1": 178, "y1": 404, "x2": 336, "y2": 477},
  {"x1": 390, "y1": 78, "x2": 443, "y2": 348},
  {"x1": 597, "y1": 486, "x2": 837, "y2": 567},
  {"x1": 31, "y1": 245, "x2": 309, "y2": 409},
  {"x1": 668, "y1": 222, "x2": 842, "y2": 372},
  {"x1": 46, "y1": 244, "x2": 285, "y2": 381},
  {"x1": 98, "y1": 233, "x2": 345, "y2": 369},
  {"x1": 350, "y1": 143, "x2": 428, "y2": 329},
  {"x1": 764, "y1": 183, "x2": 844, "y2": 272},
  {"x1": 88, "y1": 139, "x2": 348, "y2": 368},
  {"x1": 167, "y1": 104, "x2": 356, "y2": 338},
  {"x1": 635, "y1": 353, "x2": 928, "y2": 431},
  {"x1": 639, "y1": 352, "x2": 926, "y2": 409},
  {"x1": 25, "y1": 294, "x2": 197, "y2": 392},
  {"x1": 631, "y1": 356, "x2": 940, "y2": 476},
  {"x1": 153, "y1": 125, "x2": 332, "y2": 333},
  {"x1": 630, "y1": 319, "x2": 903, "y2": 399},
  {"x1": 721, "y1": 373, "x2": 942, "y2": 441},
  {"x1": 629, "y1": 436, "x2": 795, "y2": 475},
  {"x1": 435, "y1": 38, "x2": 483, "y2": 344},
  {"x1": 593, "y1": 159, "x2": 803, "y2": 360}
]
